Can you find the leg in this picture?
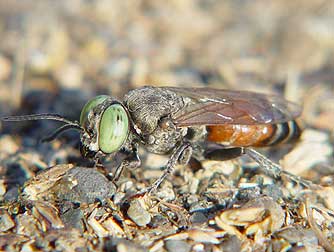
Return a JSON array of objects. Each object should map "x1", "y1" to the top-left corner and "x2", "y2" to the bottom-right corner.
[
  {"x1": 112, "y1": 143, "x2": 141, "y2": 181},
  {"x1": 112, "y1": 151, "x2": 141, "y2": 181},
  {"x1": 244, "y1": 148, "x2": 317, "y2": 188},
  {"x1": 244, "y1": 148, "x2": 282, "y2": 178},
  {"x1": 143, "y1": 142, "x2": 193, "y2": 194},
  {"x1": 204, "y1": 146, "x2": 316, "y2": 189}
]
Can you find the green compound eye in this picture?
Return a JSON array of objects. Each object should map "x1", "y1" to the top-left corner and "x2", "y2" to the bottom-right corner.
[
  {"x1": 80, "y1": 95, "x2": 109, "y2": 126},
  {"x1": 98, "y1": 104, "x2": 129, "y2": 154}
]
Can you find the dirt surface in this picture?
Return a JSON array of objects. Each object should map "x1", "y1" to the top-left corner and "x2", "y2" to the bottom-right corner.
[{"x1": 0, "y1": 1, "x2": 333, "y2": 251}]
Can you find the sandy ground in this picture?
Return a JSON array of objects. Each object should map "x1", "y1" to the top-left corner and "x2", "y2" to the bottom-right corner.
[{"x1": 0, "y1": 1, "x2": 333, "y2": 251}]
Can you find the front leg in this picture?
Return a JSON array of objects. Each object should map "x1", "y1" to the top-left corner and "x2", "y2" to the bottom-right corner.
[
  {"x1": 112, "y1": 144, "x2": 141, "y2": 181},
  {"x1": 144, "y1": 142, "x2": 193, "y2": 194}
]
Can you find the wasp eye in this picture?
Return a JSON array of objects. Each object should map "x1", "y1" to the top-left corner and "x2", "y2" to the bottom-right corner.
[
  {"x1": 99, "y1": 104, "x2": 129, "y2": 154},
  {"x1": 80, "y1": 95, "x2": 109, "y2": 126}
]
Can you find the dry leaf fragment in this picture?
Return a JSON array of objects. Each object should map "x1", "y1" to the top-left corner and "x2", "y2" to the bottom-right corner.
[
  {"x1": 87, "y1": 208, "x2": 109, "y2": 237},
  {"x1": 22, "y1": 164, "x2": 74, "y2": 201},
  {"x1": 32, "y1": 201, "x2": 64, "y2": 229},
  {"x1": 220, "y1": 207, "x2": 265, "y2": 226},
  {"x1": 0, "y1": 210, "x2": 15, "y2": 232},
  {"x1": 187, "y1": 229, "x2": 220, "y2": 244},
  {"x1": 102, "y1": 216, "x2": 125, "y2": 236}
]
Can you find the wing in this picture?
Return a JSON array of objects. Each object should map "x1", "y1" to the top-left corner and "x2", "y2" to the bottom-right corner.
[{"x1": 162, "y1": 87, "x2": 302, "y2": 126}]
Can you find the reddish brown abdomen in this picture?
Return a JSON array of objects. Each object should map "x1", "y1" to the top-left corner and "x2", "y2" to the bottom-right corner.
[{"x1": 206, "y1": 121, "x2": 301, "y2": 147}]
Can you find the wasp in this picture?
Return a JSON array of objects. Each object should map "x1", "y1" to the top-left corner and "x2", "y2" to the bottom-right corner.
[{"x1": 1, "y1": 86, "x2": 303, "y2": 192}]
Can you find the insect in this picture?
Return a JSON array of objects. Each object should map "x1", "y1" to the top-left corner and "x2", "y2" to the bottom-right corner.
[{"x1": 1, "y1": 86, "x2": 303, "y2": 192}]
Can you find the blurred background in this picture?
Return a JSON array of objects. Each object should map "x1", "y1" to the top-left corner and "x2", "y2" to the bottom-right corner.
[
  {"x1": 0, "y1": 0, "x2": 333, "y2": 180},
  {"x1": 0, "y1": 0, "x2": 332, "y2": 116},
  {"x1": 0, "y1": 2, "x2": 333, "y2": 250}
]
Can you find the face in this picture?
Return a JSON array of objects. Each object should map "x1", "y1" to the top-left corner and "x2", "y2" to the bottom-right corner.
[{"x1": 79, "y1": 96, "x2": 130, "y2": 155}]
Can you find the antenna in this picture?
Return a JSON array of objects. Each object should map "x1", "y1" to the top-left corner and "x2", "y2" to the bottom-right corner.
[{"x1": 1, "y1": 113, "x2": 84, "y2": 142}]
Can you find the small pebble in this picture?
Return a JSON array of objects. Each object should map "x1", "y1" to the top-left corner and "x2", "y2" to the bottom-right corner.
[
  {"x1": 127, "y1": 198, "x2": 151, "y2": 227},
  {"x1": 165, "y1": 240, "x2": 191, "y2": 252},
  {"x1": 60, "y1": 207, "x2": 84, "y2": 231},
  {"x1": 190, "y1": 212, "x2": 208, "y2": 225},
  {"x1": 0, "y1": 210, "x2": 15, "y2": 232},
  {"x1": 58, "y1": 167, "x2": 116, "y2": 204}
]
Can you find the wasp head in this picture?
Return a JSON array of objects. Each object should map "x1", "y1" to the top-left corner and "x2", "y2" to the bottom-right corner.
[{"x1": 79, "y1": 96, "x2": 130, "y2": 157}]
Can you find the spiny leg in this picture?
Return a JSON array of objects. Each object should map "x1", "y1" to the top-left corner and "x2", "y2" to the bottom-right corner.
[
  {"x1": 243, "y1": 148, "x2": 282, "y2": 178},
  {"x1": 244, "y1": 148, "x2": 318, "y2": 189},
  {"x1": 112, "y1": 151, "x2": 141, "y2": 182},
  {"x1": 141, "y1": 142, "x2": 192, "y2": 195}
]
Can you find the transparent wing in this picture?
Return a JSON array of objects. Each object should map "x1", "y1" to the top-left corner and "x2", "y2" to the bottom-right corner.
[{"x1": 163, "y1": 87, "x2": 302, "y2": 126}]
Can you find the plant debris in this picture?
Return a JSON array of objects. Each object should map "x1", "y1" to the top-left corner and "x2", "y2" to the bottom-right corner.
[{"x1": 0, "y1": 1, "x2": 333, "y2": 251}]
